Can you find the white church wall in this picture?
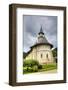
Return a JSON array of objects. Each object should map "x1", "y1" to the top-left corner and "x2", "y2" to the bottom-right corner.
[{"x1": 25, "y1": 44, "x2": 54, "y2": 64}]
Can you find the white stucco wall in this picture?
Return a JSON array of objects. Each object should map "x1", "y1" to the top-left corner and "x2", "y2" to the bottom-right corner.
[{"x1": 25, "y1": 44, "x2": 54, "y2": 64}]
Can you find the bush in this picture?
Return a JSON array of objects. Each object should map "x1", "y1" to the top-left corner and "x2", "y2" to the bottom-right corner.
[
  {"x1": 27, "y1": 67, "x2": 33, "y2": 72},
  {"x1": 23, "y1": 59, "x2": 43, "y2": 73},
  {"x1": 23, "y1": 59, "x2": 39, "y2": 67},
  {"x1": 23, "y1": 67, "x2": 27, "y2": 72},
  {"x1": 38, "y1": 65, "x2": 42, "y2": 69},
  {"x1": 32, "y1": 65, "x2": 38, "y2": 72}
]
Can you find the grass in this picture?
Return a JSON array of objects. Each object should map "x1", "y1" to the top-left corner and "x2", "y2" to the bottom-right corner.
[
  {"x1": 23, "y1": 63, "x2": 57, "y2": 74},
  {"x1": 39, "y1": 63, "x2": 57, "y2": 72}
]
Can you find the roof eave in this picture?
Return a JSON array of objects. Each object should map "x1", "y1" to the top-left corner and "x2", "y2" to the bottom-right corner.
[{"x1": 31, "y1": 43, "x2": 53, "y2": 49}]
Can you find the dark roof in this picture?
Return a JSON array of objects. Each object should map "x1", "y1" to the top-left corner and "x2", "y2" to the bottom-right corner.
[
  {"x1": 30, "y1": 43, "x2": 53, "y2": 49},
  {"x1": 38, "y1": 27, "x2": 44, "y2": 35},
  {"x1": 37, "y1": 27, "x2": 53, "y2": 47},
  {"x1": 24, "y1": 27, "x2": 53, "y2": 58},
  {"x1": 24, "y1": 48, "x2": 32, "y2": 58}
]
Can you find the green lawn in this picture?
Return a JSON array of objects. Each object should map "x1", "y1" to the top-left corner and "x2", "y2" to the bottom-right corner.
[
  {"x1": 39, "y1": 63, "x2": 57, "y2": 72},
  {"x1": 23, "y1": 63, "x2": 57, "y2": 74}
]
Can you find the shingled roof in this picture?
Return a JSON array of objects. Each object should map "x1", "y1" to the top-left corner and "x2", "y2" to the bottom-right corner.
[
  {"x1": 31, "y1": 27, "x2": 53, "y2": 48},
  {"x1": 24, "y1": 27, "x2": 53, "y2": 58}
]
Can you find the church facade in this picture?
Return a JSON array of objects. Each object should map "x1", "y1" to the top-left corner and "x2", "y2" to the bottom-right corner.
[{"x1": 25, "y1": 27, "x2": 54, "y2": 64}]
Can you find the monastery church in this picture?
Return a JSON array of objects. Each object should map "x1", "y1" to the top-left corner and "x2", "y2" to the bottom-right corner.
[{"x1": 25, "y1": 27, "x2": 54, "y2": 64}]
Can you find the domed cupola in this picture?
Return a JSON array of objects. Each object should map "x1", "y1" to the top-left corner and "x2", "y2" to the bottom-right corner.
[
  {"x1": 37, "y1": 27, "x2": 49, "y2": 44},
  {"x1": 30, "y1": 27, "x2": 53, "y2": 49}
]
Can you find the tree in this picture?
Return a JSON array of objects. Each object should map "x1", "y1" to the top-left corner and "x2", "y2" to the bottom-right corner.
[
  {"x1": 52, "y1": 48, "x2": 57, "y2": 57},
  {"x1": 52, "y1": 48, "x2": 57, "y2": 63},
  {"x1": 23, "y1": 52, "x2": 27, "y2": 59}
]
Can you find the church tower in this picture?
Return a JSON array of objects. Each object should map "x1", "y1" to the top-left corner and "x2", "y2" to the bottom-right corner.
[
  {"x1": 25, "y1": 27, "x2": 54, "y2": 64},
  {"x1": 37, "y1": 27, "x2": 50, "y2": 45}
]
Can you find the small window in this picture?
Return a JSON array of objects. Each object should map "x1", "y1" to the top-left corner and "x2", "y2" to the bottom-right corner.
[
  {"x1": 41, "y1": 54, "x2": 43, "y2": 58},
  {"x1": 46, "y1": 54, "x2": 49, "y2": 61},
  {"x1": 46, "y1": 54, "x2": 48, "y2": 58}
]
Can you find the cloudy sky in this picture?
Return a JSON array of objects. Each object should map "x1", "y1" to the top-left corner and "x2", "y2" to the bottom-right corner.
[{"x1": 23, "y1": 15, "x2": 57, "y2": 53}]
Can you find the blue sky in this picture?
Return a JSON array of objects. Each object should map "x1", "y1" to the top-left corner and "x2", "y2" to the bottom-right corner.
[{"x1": 23, "y1": 15, "x2": 57, "y2": 52}]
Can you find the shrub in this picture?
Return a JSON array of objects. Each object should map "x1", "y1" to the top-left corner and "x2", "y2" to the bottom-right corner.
[
  {"x1": 32, "y1": 65, "x2": 38, "y2": 72},
  {"x1": 23, "y1": 67, "x2": 27, "y2": 72},
  {"x1": 23, "y1": 59, "x2": 43, "y2": 73},
  {"x1": 27, "y1": 67, "x2": 33, "y2": 72},
  {"x1": 23, "y1": 59, "x2": 39, "y2": 67},
  {"x1": 38, "y1": 65, "x2": 42, "y2": 69},
  {"x1": 31, "y1": 60, "x2": 39, "y2": 66},
  {"x1": 23, "y1": 60, "x2": 30, "y2": 67}
]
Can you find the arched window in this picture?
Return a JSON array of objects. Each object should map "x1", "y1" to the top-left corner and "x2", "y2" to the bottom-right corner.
[
  {"x1": 41, "y1": 54, "x2": 43, "y2": 58},
  {"x1": 46, "y1": 54, "x2": 48, "y2": 58},
  {"x1": 46, "y1": 53, "x2": 49, "y2": 61}
]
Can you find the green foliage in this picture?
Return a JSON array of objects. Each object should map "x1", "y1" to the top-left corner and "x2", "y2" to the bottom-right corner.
[
  {"x1": 23, "y1": 59, "x2": 57, "y2": 74},
  {"x1": 32, "y1": 65, "x2": 38, "y2": 72},
  {"x1": 42, "y1": 63, "x2": 57, "y2": 71},
  {"x1": 52, "y1": 48, "x2": 57, "y2": 63},
  {"x1": 23, "y1": 59, "x2": 40, "y2": 74},
  {"x1": 23, "y1": 67, "x2": 28, "y2": 72},
  {"x1": 52, "y1": 48, "x2": 57, "y2": 57},
  {"x1": 23, "y1": 52, "x2": 27, "y2": 59},
  {"x1": 23, "y1": 59, "x2": 39, "y2": 67},
  {"x1": 27, "y1": 67, "x2": 33, "y2": 72},
  {"x1": 38, "y1": 64, "x2": 42, "y2": 69}
]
